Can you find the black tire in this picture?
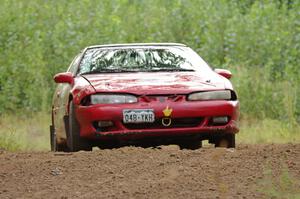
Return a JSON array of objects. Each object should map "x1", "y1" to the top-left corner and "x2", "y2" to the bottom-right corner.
[
  {"x1": 67, "y1": 101, "x2": 92, "y2": 152},
  {"x1": 178, "y1": 140, "x2": 202, "y2": 150},
  {"x1": 50, "y1": 125, "x2": 68, "y2": 152},
  {"x1": 50, "y1": 125, "x2": 56, "y2": 151},
  {"x1": 215, "y1": 134, "x2": 235, "y2": 148}
]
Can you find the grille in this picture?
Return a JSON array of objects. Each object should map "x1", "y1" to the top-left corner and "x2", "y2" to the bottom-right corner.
[
  {"x1": 140, "y1": 95, "x2": 185, "y2": 102},
  {"x1": 123, "y1": 117, "x2": 203, "y2": 129}
]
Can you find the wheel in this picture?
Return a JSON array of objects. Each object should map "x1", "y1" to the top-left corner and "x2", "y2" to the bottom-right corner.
[
  {"x1": 67, "y1": 101, "x2": 92, "y2": 152},
  {"x1": 178, "y1": 139, "x2": 202, "y2": 150},
  {"x1": 50, "y1": 125, "x2": 56, "y2": 151},
  {"x1": 215, "y1": 134, "x2": 235, "y2": 148},
  {"x1": 50, "y1": 125, "x2": 68, "y2": 152}
]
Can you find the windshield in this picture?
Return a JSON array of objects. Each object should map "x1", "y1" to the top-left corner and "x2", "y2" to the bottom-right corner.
[{"x1": 78, "y1": 46, "x2": 211, "y2": 75}]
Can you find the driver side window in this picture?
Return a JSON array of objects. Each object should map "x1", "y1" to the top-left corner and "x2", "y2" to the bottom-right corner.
[{"x1": 67, "y1": 53, "x2": 82, "y2": 74}]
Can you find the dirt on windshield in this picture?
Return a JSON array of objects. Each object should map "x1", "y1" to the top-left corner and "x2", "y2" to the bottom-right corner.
[{"x1": 0, "y1": 144, "x2": 300, "y2": 199}]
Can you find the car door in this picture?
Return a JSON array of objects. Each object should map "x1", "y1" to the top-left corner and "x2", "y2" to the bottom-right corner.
[{"x1": 52, "y1": 53, "x2": 82, "y2": 141}]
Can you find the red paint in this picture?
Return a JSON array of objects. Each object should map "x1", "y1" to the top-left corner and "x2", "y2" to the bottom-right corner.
[
  {"x1": 52, "y1": 44, "x2": 239, "y2": 144},
  {"x1": 53, "y1": 72, "x2": 74, "y2": 85},
  {"x1": 76, "y1": 100, "x2": 239, "y2": 140},
  {"x1": 71, "y1": 71, "x2": 239, "y2": 140},
  {"x1": 214, "y1": 69, "x2": 232, "y2": 79},
  {"x1": 79, "y1": 72, "x2": 229, "y2": 96}
]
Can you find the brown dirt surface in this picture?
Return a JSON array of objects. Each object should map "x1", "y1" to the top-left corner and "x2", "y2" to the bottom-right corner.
[{"x1": 0, "y1": 144, "x2": 300, "y2": 199}]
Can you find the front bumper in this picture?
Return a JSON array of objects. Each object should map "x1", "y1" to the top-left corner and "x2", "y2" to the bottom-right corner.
[{"x1": 76, "y1": 100, "x2": 239, "y2": 141}]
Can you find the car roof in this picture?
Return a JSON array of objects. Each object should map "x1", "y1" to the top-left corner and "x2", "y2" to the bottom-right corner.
[{"x1": 86, "y1": 43, "x2": 187, "y2": 49}]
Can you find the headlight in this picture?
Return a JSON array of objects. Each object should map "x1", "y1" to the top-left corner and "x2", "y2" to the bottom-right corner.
[
  {"x1": 188, "y1": 90, "x2": 232, "y2": 101},
  {"x1": 91, "y1": 94, "x2": 137, "y2": 104}
]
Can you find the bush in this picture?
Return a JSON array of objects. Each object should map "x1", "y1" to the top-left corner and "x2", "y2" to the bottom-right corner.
[{"x1": 0, "y1": 0, "x2": 299, "y2": 123}]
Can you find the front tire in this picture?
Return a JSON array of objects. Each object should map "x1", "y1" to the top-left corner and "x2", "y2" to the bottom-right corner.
[
  {"x1": 50, "y1": 125, "x2": 56, "y2": 151},
  {"x1": 67, "y1": 101, "x2": 92, "y2": 152},
  {"x1": 178, "y1": 139, "x2": 202, "y2": 150},
  {"x1": 50, "y1": 124, "x2": 68, "y2": 152},
  {"x1": 215, "y1": 134, "x2": 235, "y2": 148}
]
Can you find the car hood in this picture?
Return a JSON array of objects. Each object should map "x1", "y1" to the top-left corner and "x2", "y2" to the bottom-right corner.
[{"x1": 81, "y1": 72, "x2": 228, "y2": 95}]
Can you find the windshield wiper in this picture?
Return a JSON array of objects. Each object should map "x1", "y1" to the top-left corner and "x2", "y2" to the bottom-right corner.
[
  {"x1": 80, "y1": 68, "x2": 140, "y2": 75},
  {"x1": 146, "y1": 68, "x2": 195, "y2": 72},
  {"x1": 80, "y1": 67, "x2": 194, "y2": 75}
]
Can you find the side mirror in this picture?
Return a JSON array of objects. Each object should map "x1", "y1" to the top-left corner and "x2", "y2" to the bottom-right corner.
[
  {"x1": 53, "y1": 72, "x2": 74, "y2": 85},
  {"x1": 214, "y1": 69, "x2": 232, "y2": 79}
]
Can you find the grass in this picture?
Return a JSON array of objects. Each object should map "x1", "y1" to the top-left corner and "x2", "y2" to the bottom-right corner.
[
  {"x1": 0, "y1": 112, "x2": 299, "y2": 151},
  {"x1": 258, "y1": 163, "x2": 300, "y2": 198},
  {"x1": 0, "y1": 0, "x2": 299, "y2": 121},
  {"x1": 238, "y1": 118, "x2": 300, "y2": 144},
  {"x1": 0, "y1": 112, "x2": 49, "y2": 151}
]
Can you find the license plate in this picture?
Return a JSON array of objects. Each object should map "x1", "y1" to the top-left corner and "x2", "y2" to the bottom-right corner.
[{"x1": 123, "y1": 109, "x2": 155, "y2": 123}]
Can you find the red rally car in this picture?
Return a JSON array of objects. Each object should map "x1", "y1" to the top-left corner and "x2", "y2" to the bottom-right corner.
[{"x1": 50, "y1": 43, "x2": 239, "y2": 152}]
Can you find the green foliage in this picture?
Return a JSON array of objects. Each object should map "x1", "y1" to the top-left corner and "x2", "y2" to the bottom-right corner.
[
  {"x1": 238, "y1": 118, "x2": 300, "y2": 143},
  {"x1": 0, "y1": 113, "x2": 49, "y2": 151},
  {"x1": 0, "y1": 0, "x2": 299, "y2": 123},
  {"x1": 258, "y1": 163, "x2": 300, "y2": 198}
]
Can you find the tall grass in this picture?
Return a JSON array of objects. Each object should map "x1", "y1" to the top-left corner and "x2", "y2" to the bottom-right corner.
[
  {"x1": 0, "y1": 113, "x2": 49, "y2": 151},
  {"x1": 0, "y1": 0, "x2": 299, "y2": 150},
  {"x1": 238, "y1": 118, "x2": 300, "y2": 144}
]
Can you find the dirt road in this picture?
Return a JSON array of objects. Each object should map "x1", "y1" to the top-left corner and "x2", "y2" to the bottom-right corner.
[{"x1": 0, "y1": 144, "x2": 299, "y2": 199}]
